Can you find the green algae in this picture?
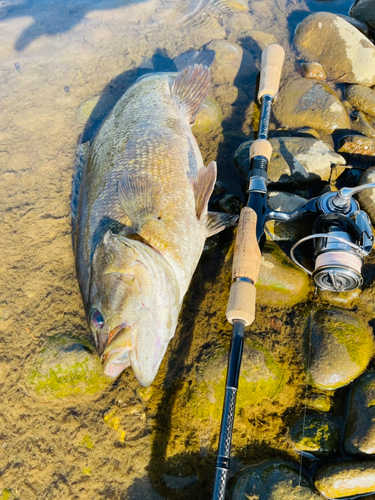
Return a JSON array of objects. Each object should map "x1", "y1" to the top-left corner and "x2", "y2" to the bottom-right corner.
[
  {"x1": 187, "y1": 340, "x2": 286, "y2": 422},
  {"x1": 289, "y1": 415, "x2": 340, "y2": 458},
  {"x1": 80, "y1": 435, "x2": 94, "y2": 450},
  {"x1": 27, "y1": 334, "x2": 109, "y2": 398}
]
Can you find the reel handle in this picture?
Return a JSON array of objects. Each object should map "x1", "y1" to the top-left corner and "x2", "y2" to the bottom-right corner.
[
  {"x1": 258, "y1": 44, "x2": 285, "y2": 102},
  {"x1": 331, "y1": 182, "x2": 375, "y2": 210},
  {"x1": 226, "y1": 207, "x2": 261, "y2": 326}
]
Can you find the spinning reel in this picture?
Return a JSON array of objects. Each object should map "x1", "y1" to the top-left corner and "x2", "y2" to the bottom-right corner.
[{"x1": 266, "y1": 183, "x2": 375, "y2": 292}]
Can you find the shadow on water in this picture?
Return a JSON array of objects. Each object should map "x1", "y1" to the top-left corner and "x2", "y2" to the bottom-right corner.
[{"x1": 0, "y1": 0, "x2": 149, "y2": 52}]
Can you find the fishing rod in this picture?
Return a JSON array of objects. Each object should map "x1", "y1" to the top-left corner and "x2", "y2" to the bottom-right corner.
[
  {"x1": 212, "y1": 43, "x2": 375, "y2": 499},
  {"x1": 212, "y1": 43, "x2": 285, "y2": 500}
]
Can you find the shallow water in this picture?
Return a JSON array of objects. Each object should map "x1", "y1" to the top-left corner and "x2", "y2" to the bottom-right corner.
[{"x1": 0, "y1": 0, "x2": 368, "y2": 498}]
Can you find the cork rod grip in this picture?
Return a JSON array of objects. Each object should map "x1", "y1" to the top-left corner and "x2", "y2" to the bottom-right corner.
[
  {"x1": 226, "y1": 207, "x2": 262, "y2": 326},
  {"x1": 257, "y1": 44, "x2": 285, "y2": 102}
]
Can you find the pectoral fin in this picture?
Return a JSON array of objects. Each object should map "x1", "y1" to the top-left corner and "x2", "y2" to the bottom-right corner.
[
  {"x1": 191, "y1": 161, "x2": 217, "y2": 220},
  {"x1": 206, "y1": 212, "x2": 239, "y2": 237},
  {"x1": 118, "y1": 171, "x2": 162, "y2": 230}
]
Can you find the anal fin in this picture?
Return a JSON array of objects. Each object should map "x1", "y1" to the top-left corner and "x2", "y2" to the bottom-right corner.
[{"x1": 191, "y1": 161, "x2": 217, "y2": 221}]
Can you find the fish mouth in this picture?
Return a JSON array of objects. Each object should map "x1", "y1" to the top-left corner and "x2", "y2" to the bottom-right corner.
[{"x1": 101, "y1": 326, "x2": 134, "y2": 379}]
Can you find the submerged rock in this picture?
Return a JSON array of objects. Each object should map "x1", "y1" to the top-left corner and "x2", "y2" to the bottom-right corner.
[
  {"x1": 256, "y1": 242, "x2": 311, "y2": 307},
  {"x1": 273, "y1": 78, "x2": 349, "y2": 133},
  {"x1": 266, "y1": 191, "x2": 309, "y2": 242},
  {"x1": 338, "y1": 134, "x2": 375, "y2": 157},
  {"x1": 351, "y1": 110, "x2": 375, "y2": 138},
  {"x1": 344, "y1": 372, "x2": 375, "y2": 455},
  {"x1": 357, "y1": 167, "x2": 375, "y2": 225},
  {"x1": 213, "y1": 194, "x2": 241, "y2": 214},
  {"x1": 289, "y1": 414, "x2": 340, "y2": 458},
  {"x1": 206, "y1": 39, "x2": 256, "y2": 85},
  {"x1": 230, "y1": 459, "x2": 321, "y2": 499},
  {"x1": 188, "y1": 341, "x2": 286, "y2": 421},
  {"x1": 301, "y1": 62, "x2": 326, "y2": 81},
  {"x1": 192, "y1": 98, "x2": 222, "y2": 134},
  {"x1": 346, "y1": 85, "x2": 375, "y2": 118},
  {"x1": 235, "y1": 137, "x2": 345, "y2": 186},
  {"x1": 295, "y1": 12, "x2": 375, "y2": 85},
  {"x1": 307, "y1": 308, "x2": 373, "y2": 391},
  {"x1": 314, "y1": 460, "x2": 375, "y2": 498},
  {"x1": 27, "y1": 333, "x2": 109, "y2": 398},
  {"x1": 304, "y1": 393, "x2": 332, "y2": 412},
  {"x1": 350, "y1": 0, "x2": 375, "y2": 31}
]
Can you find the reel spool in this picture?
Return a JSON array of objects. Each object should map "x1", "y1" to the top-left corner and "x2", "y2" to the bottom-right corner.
[{"x1": 291, "y1": 214, "x2": 365, "y2": 292}]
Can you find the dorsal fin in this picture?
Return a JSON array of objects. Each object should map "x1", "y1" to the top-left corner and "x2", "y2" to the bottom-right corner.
[
  {"x1": 171, "y1": 64, "x2": 211, "y2": 123},
  {"x1": 191, "y1": 161, "x2": 217, "y2": 220},
  {"x1": 71, "y1": 135, "x2": 91, "y2": 248}
]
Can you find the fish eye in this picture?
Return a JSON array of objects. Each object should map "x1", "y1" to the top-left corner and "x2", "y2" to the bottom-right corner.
[{"x1": 91, "y1": 309, "x2": 105, "y2": 329}]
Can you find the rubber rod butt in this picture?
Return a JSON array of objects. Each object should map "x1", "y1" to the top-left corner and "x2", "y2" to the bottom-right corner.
[
  {"x1": 257, "y1": 44, "x2": 285, "y2": 102},
  {"x1": 232, "y1": 207, "x2": 262, "y2": 283},
  {"x1": 226, "y1": 280, "x2": 256, "y2": 326},
  {"x1": 250, "y1": 139, "x2": 272, "y2": 162}
]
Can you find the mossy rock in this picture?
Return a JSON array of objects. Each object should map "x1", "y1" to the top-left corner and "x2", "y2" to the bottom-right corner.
[
  {"x1": 230, "y1": 459, "x2": 321, "y2": 499},
  {"x1": 256, "y1": 242, "x2": 311, "y2": 307},
  {"x1": 186, "y1": 340, "x2": 286, "y2": 422},
  {"x1": 307, "y1": 308, "x2": 374, "y2": 390},
  {"x1": 289, "y1": 414, "x2": 340, "y2": 459},
  {"x1": 27, "y1": 333, "x2": 110, "y2": 398}
]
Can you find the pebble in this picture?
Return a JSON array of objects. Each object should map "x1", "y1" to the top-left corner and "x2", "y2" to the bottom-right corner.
[
  {"x1": 289, "y1": 414, "x2": 340, "y2": 458},
  {"x1": 256, "y1": 242, "x2": 311, "y2": 307},
  {"x1": 295, "y1": 12, "x2": 375, "y2": 85},
  {"x1": 27, "y1": 333, "x2": 109, "y2": 398},
  {"x1": 350, "y1": 0, "x2": 375, "y2": 31},
  {"x1": 235, "y1": 137, "x2": 345, "y2": 186},
  {"x1": 230, "y1": 459, "x2": 321, "y2": 499},
  {"x1": 346, "y1": 84, "x2": 375, "y2": 118},
  {"x1": 306, "y1": 308, "x2": 373, "y2": 391},
  {"x1": 273, "y1": 78, "x2": 349, "y2": 133},
  {"x1": 301, "y1": 62, "x2": 326, "y2": 81},
  {"x1": 344, "y1": 372, "x2": 375, "y2": 455},
  {"x1": 205, "y1": 40, "x2": 256, "y2": 85},
  {"x1": 314, "y1": 460, "x2": 375, "y2": 498},
  {"x1": 357, "y1": 167, "x2": 375, "y2": 225},
  {"x1": 338, "y1": 134, "x2": 375, "y2": 157},
  {"x1": 213, "y1": 194, "x2": 241, "y2": 214},
  {"x1": 304, "y1": 393, "x2": 332, "y2": 412}
]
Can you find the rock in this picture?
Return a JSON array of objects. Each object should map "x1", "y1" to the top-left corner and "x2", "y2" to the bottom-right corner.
[
  {"x1": 235, "y1": 137, "x2": 345, "y2": 186},
  {"x1": 213, "y1": 181, "x2": 227, "y2": 196},
  {"x1": 314, "y1": 460, "x2": 375, "y2": 498},
  {"x1": 27, "y1": 333, "x2": 109, "y2": 398},
  {"x1": 266, "y1": 191, "x2": 309, "y2": 242},
  {"x1": 188, "y1": 341, "x2": 286, "y2": 421},
  {"x1": 304, "y1": 393, "x2": 332, "y2": 412},
  {"x1": 289, "y1": 414, "x2": 340, "y2": 458},
  {"x1": 338, "y1": 134, "x2": 375, "y2": 157},
  {"x1": 301, "y1": 62, "x2": 326, "y2": 81},
  {"x1": 256, "y1": 242, "x2": 311, "y2": 307},
  {"x1": 344, "y1": 372, "x2": 375, "y2": 455},
  {"x1": 247, "y1": 30, "x2": 277, "y2": 50},
  {"x1": 205, "y1": 40, "x2": 256, "y2": 85},
  {"x1": 351, "y1": 110, "x2": 375, "y2": 138},
  {"x1": 316, "y1": 288, "x2": 362, "y2": 309},
  {"x1": 357, "y1": 167, "x2": 375, "y2": 225},
  {"x1": 347, "y1": 85, "x2": 375, "y2": 118},
  {"x1": 296, "y1": 127, "x2": 321, "y2": 139},
  {"x1": 350, "y1": 0, "x2": 375, "y2": 31},
  {"x1": 213, "y1": 194, "x2": 241, "y2": 214},
  {"x1": 273, "y1": 78, "x2": 350, "y2": 133},
  {"x1": 192, "y1": 98, "x2": 222, "y2": 134},
  {"x1": 339, "y1": 14, "x2": 369, "y2": 35},
  {"x1": 230, "y1": 459, "x2": 321, "y2": 499},
  {"x1": 307, "y1": 308, "x2": 373, "y2": 391},
  {"x1": 295, "y1": 12, "x2": 375, "y2": 85}
]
